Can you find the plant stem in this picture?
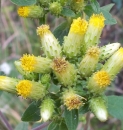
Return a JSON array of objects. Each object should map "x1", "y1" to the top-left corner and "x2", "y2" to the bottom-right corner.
[
  {"x1": 0, "y1": 110, "x2": 13, "y2": 130},
  {"x1": 84, "y1": 112, "x2": 90, "y2": 130},
  {"x1": 32, "y1": 121, "x2": 50, "y2": 130}
]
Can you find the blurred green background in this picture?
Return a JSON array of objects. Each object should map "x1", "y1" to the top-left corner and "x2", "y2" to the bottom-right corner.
[{"x1": 0, "y1": 0, "x2": 123, "y2": 130}]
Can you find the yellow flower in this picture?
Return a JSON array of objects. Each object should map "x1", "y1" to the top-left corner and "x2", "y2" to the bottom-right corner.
[
  {"x1": 70, "y1": 17, "x2": 88, "y2": 35},
  {"x1": 88, "y1": 70, "x2": 111, "y2": 93},
  {"x1": 18, "y1": 6, "x2": 44, "y2": 18},
  {"x1": 63, "y1": 17, "x2": 88, "y2": 58},
  {"x1": 37, "y1": 25, "x2": 62, "y2": 58},
  {"x1": 20, "y1": 54, "x2": 52, "y2": 73},
  {"x1": 79, "y1": 46, "x2": 100, "y2": 77},
  {"x1": 52, "y1": 58, "x2": 77, "y2": 86},
  {"x1": 16, "y1": 80, "x2": 47, "y2": 100}
]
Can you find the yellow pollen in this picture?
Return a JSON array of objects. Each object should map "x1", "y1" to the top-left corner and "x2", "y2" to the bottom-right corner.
[
  {"x1": 93, "y1": 71, "x2": 110, "y2": 87},
  {"x1": 16, "y1": 80, "x2": 32, "y2": 98},
  {"x1": 17, "y1": 6, "x2": 30, "y2": 17},
  {"x1": 20, "y1": 54, "x2": 37, "y2": 72},
  {"x1": 37, "y1": 25, "x2": 50, "y2": 36},
  {"x1": 89, "y1": 13, "x2": 105, "y2": 28},
  {"x1": 64, "y1": 94, "x2": 82, "y2": 110},
  {"x1": 52, "y1": 58, "x2": 68, "y2": 73},
  {"x1": 70, "y1": 17, "x2": 88, "y2": 35},
  {"x1": 87, "y1": 46, "x2": 100, "y2": 57}
]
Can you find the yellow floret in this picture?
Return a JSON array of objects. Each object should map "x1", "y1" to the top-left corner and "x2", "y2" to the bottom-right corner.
[
  {"x1": 93, "y1": 71, "x2": 110, "y2": 87},
  {"x1": 89, "y1": 13, "x2": 105, "y2": 29},
  {"x1": 17, "y1": 6, "x2": 30, "y2": 17},
  {"x1": 87, "y1": 46, "x2": 100, "y2": 58},
  {"x1": 70, "y1": 17, "x2": 88, "y2": 35},
  {"x1": 37, "y1": 25, "x2": 50, "y2": 36},
  {"x1": 20, "y1": 54, "x2": 37, "y2": 72},
  {"x1": 16, "y1": 80, "x2": 32, "y2": 98}
]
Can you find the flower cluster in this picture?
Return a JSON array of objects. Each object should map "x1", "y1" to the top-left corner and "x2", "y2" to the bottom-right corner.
[{"x1": 0, "y1": 13, "x2": 123, "y2": 123}]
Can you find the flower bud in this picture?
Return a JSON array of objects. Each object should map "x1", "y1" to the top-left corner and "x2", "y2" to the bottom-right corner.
[
  {"x1": 83, "y1": 13, "x2": 105, "y2": 53},
  {"x1": 88, "y1": 70, "x2": 111, "y2": 93},
  {"x1": 62, "y1": 88, "x2": 86, "y2": 110},
  {"x1": 70, "y1": 0, "x2": 85, "y2": 12},
  {"x1": 41, "y1": 74, "x2": 51, "y2": 84},
  {"x1": 17, "y1": 6, "x2": 44, "y2": 18},
  {"x1": 79, "y1": 46, "x2": 100, "y2": 77},
  {"x1": 20, "y1": 54, "x2": 52, "y2": 73},
  {"x1": 101, "y1": 47, "x2": 123, "y2": 80},
  {"x1": 40, "y1": 97, "x2": 55, "y2": 122},
  {"x1": 0, "y1": 76, "x2": 18, "y2": 94},
  {"x1": 39, "y1": 0, "x2": 51, "y2": 7},
  {"x1": 63, "y1": 17, "x2": 88, "y2": 58},
  {"x1": 89, "y1": 97, "x2": 108, "y2": 122},
  {"x1": 37, "y1": 25, "x2": 62, "y2": 59},
  {"x1": 52, "y1": 58, "x2": 77, "y2": 87},
  {"x1": 16, "y1": 80, "x2": 47, "y2": 100},
  {"x1": 49, "y1": 2, "x2": 62, "y2": 16},
  {"x1": 99, "y1": 43, "x2": 121, "y2": 61},
  {"x1": 59, "y1": 0, "x2": 67, "y2": 6}
]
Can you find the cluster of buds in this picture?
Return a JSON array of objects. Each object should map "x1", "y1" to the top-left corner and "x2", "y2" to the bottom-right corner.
[
  {"x1": 0, "y1": 12, "x2": 123, "y2": 123},
  {"x1": 17, "y1": 0, "x2": 86, "y2": 18}
]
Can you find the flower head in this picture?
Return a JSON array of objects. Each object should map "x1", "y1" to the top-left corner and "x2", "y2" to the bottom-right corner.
[
  {"x1": 16, "y1": 80, "x2": 47, "y2": 100},
  {"x1": 89, "y1": 13, "x2": 105, "y2": 29},
  {"x1": 63, "y1": 89, "x2": 85, "y2": 110},
  {"x1": 70, "y1": 17, "x2": 88, "y2": 35},
  {"x1": 37, "y1": 25, "x2": 50, "y2": 37},
  {"x1": 52, "y1": 58, "x2": 77, "y2": 86},
  {"x1": 18, "y1": 6, "x2": 30, "y2": 17}
]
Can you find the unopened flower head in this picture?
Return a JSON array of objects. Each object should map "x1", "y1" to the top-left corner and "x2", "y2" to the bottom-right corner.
[
  {"x1": 79, "y1": 46, "x2": 100, "y2": 77},
  {"x1": 52, "y1": 58, "x2": 77, "y2": 86},
  {"x1": 0, "y1": 76, "x2": 18, "y2": 94},
  {"x1": 16, "y1": 80, "x2": 47, "y2": 100},
  {"x1": 20, "y1": 54, "x2": 52, "y2": 73},
  {"x1": 88, "y1": 70, "x2": 111, "y2": 93},
  {"x1": 99, "y1": 43, "x2": 121, "y2": 61},
  {"x1": 101, "y1": 47, "x2": 123, "y2": 80},
  {"x1": 83, "y1": 13, "x2": 105, "y2": 53},
  {"x1": 62, "y1": 89, "x2": 86, "y2": 110},
  {"x1": 70, "y1": 0, "x2": 85, "y2": 12},
  {"x1": 37, "y1": 25, "x2": 62, "y2": 58},
  {"x1": 40, "y1": 97, "x2": 55, "y2": 122},
  {"x1": 89, "y1": 97, "x2": 108, "y2": 122},
  {"x1": 63, "y1": 18, "x2": 88, "y2": 58},
  {"x1": 18, "y1": 6, "x2": 44, "y2": 18}
]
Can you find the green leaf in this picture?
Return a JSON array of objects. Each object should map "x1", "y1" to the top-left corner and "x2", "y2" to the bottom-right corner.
[
  {"x1": 79, "y1": 104, "x2": 89, "y2": 114},
  {"x1": 90, "y1": 0, "x2": 100, "y2": 13},
  {"x1": 48, "y1": 122, "x2": 59, "y2": 130},
  {"x1": 14, "y1": 122, "x2": 28, "y2": 130},
  {"x1": 21, "y1": 101, "x2": 41, "y2": 121},
  {"x1": 84, "y1": 5, "x2": 94, "y2": 17},
  {"x1": 59, "y1": 122, "x2": 68, "y2": 130},
  {"x1": 53, "y1": 21, "x2": 70, "y2": 44},
  {"x1": 100, "y1": 3, "x2": 115, "y2": 12},
  {"x1": 101, "y1": 9, "x2": 117, "y2": 25},
  {"x1": 10, "y1": 0, "x2": 36, "y2": 6},
  {"x1": 107, "y1": 96, "x2": 123, "y2": 120},
  {"x1": 61, "y1": 8, "x2": 76, "y2": 17},
  {"x1": 64, "y1": 107, "x2": 78, "y2": 130}
]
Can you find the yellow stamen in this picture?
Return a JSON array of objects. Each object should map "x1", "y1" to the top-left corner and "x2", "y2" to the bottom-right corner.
[
  {"x1": 52, "y1": 58, "x2": 68, "y2": 73},
  {"x1": 89, "y1": 13, "x2": 105, "y2": 28},
  {"x1": 16, "y1": 80, "x2": 32, "y2": 98},
  {"x1": 17, "y1": 6, "x2": 30, "y2": 17},
  {"x1": 20, "y1": 54, "x2": 37, "y2": 72},
  {"x1": 37, "y1": 25, "x2": 50, "y2": 36},
  {"x1": 70, "y1": 17, "x2": 88, "y2": 35},
  {"x1": 87, "y1": 46, "x2": 100, "y2": 57},
  {"x1": 93, "y1": 71, "x2": 110, "y2": 87},
  {"x1": 64, "y1": 93, "x2": 83, "y2": 110}
]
